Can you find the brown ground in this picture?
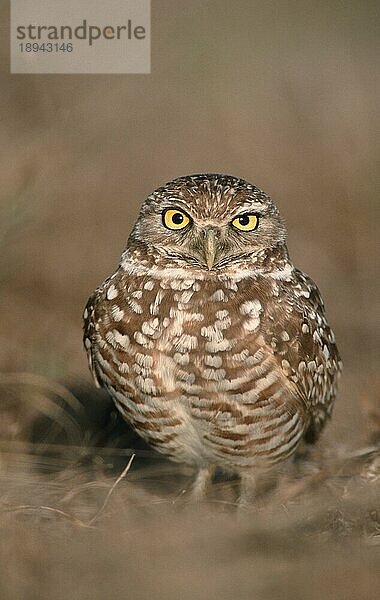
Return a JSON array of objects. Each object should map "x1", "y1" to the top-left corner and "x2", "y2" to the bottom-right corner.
[{"x1": 0, "y1": 1, "x2": 379, "y2": 598}]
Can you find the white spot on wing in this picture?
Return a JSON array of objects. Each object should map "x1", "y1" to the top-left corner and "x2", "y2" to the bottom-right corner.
[
  {"x1": 107, "y1": 285, "x2": 118, "y2": 300},
  {"x1": 110, "y1": 306, "x2": 124, "y2": 322},
  {"x1": 240, "y1": 299, "x2": 262, "y2": 316},
  {"x1": 210, "y1": 289, "x2": 226, "y2": 302}
]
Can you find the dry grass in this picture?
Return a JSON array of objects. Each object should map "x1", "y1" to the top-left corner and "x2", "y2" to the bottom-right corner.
[
  {"x1": 0, "y1": 382, "x2": 379, "y2": 599},
  {"x1": 0, "y1": 0, "x2": 379, "y2": 597}
]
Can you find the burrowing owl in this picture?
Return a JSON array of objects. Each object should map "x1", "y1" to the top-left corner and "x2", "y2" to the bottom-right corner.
[{"x1": 84, "y1": 174, "x2": 341, "y2": 500}]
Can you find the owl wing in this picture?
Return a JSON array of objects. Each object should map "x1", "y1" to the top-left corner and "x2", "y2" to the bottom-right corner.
[
  {"x1": 83, "y1": 274, "x2": 138, "y2": 396},
  {"x1": 83, "y1": 287, "x2": 103, "y2": 388},
  {"x1": 262, "y1": 269, "x2": 342, "y2": 443}
]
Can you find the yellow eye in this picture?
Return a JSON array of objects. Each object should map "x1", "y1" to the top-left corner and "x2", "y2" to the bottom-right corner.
[
  {"x1": 231, "y1": 214, "x2": 258, "y2": 231},
  {"x1": 163, "y1": 209, "x2": 191, "y2": 230}
]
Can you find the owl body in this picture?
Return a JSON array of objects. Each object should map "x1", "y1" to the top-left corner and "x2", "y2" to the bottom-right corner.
[{"x1": 84, "y1": 175, "x2": 341, "y2": 480}]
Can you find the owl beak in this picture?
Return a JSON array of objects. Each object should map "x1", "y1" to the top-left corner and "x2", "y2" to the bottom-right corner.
[{"x1": 204, "y1": 228, "x2": 217, "y2": 270}]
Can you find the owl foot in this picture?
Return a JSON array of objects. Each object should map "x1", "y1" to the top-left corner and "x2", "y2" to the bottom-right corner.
[{"x1": 189, "y1": 465, "x2": 214, "y2": 502}]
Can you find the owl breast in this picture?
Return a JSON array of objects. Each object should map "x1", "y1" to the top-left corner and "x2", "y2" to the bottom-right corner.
[{"x1": 87, "y1": 268, "x2": 308, "y2": 468}]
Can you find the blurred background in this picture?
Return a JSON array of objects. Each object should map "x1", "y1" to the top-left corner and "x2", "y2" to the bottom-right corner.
[{"x1": 0, "y1": 1, "x2": 379, "y2": 598}]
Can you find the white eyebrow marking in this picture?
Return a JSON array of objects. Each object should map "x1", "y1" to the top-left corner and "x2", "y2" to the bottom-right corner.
[{"x1": 231, "y1": 202, "x2": 265, "y2": 217}]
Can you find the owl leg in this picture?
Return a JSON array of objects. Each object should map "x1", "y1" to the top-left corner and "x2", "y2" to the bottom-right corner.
[
  {"x1": 238, "y1": 472, "x2": 257, "y2": 509},
  {"x1": 239, "y1": 467, "x2": 282, "y2": 509},
  {"x1": 189, "y1": 465, "x2": 214, "y2": 501}
]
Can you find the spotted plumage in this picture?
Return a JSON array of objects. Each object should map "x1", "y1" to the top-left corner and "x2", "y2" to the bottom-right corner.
[{"x1": 84, "y1": 174, "x2": 341, "y2": 497}]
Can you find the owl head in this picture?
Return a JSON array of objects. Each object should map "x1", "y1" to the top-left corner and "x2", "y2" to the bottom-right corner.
[{"x1": 127, "y1": 174, "x2": 287, "y2": 270}]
